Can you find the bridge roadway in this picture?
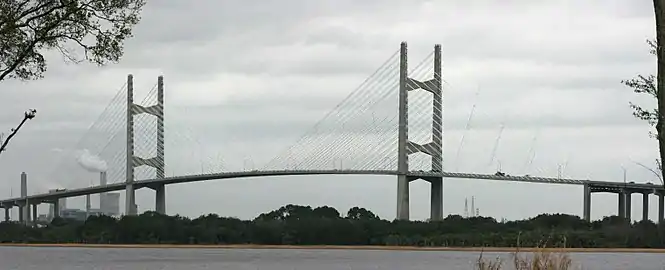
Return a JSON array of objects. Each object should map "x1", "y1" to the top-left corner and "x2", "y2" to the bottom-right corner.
[{"x1": 1, "y1": 169, "x2": 663, "y2": 206}]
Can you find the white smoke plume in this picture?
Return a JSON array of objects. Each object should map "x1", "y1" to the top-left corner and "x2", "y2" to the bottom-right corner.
[{"x1": 75, "y1": 149, "x2": 108, "y2": 172}]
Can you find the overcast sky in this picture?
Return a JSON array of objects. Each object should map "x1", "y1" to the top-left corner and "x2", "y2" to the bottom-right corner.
[{"x1": 0, "y1": 0, "x2": 662, "y2": 222}]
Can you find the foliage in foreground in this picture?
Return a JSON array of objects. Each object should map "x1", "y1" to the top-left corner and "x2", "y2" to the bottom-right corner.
[
  {"x1": 0, "y1": 204, "x2": 664, "y2": 248},
  {"x1": 476, "y1": 248, "x2": 573, "y2": 270},
  {"x1": 622, "y1": 39, "x2": 665, "y2": 187},
  {"x1": 476, "y1": 236, "x2": 574, "y2": 270},
  {"x1": 0, "y1": 0, "x2": 146, "y2": 81}
]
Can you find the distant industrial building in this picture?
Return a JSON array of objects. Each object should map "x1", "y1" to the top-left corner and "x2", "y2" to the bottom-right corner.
[
  {"x1": 100, "y1": 192, "x2": 120, "y2": 216},
  {"x1": 99, "y1": 171, "x2": 120, "y2": 217},
  {"x1": 60, "y1": 209, "x2": 87, "y2": 221},
  {"x1": 44, "y1": 172, "x2": 121, "y2": 222},
  {"x1": 47, "y1": 189, "x2": 67, "y2": 220}
]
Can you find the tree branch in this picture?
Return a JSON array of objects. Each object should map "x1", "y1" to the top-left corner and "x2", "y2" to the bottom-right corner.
[
  {"x1": 631, "y1": 160, "x2": 664, "y2": 184},
  {"x1": 0, "y1": 109, "x2": 37, "y2": 155},
  {"x1": 0, "y1": 0, "x2": 146, "y2": 82}
]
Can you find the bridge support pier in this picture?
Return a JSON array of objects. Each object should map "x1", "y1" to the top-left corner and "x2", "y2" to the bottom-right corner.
[
  {"x1": 625, "y1": 192, "x2": 632, "y2": 222},
  {"x1": 583, "y1": 184, "x2": 591, "y2": 222},
  {"x1": 154, "y1": 184, "x2": 166, "y2": 215},
  {"x1": 396, "y1": 176, "x2": 443, "y2": 221},
  {"x1": 4, "y1": 206, "x2": 9, "y2": 222},
  {"x1": 396, "y1": 175, "x2": 411, "y2": 220},
  {"x1": 618, "y1": 192, "x2": 625, "y2": 218},
  {"x1": 23, "y1": 203, "x2": 30, "y2": 226},
  {"x1": 125, "y1": 184, "x2": 136, "y2": 216},
  {"x1": 32, "y1": 204, "x2": 37, "y2": 226},
  {"x1": 642, "y1": 192, "x2": 649, "y2": 222},
  {"x1": 52, "y1": 200, "x2": 60, "y2": 218},
  {"x1": 18, "y1": 203, "x2": 24, "y2": 223},
  {"x1": 429, "y1": 177, "x2": 443, "y2": 221},
  {"x1": 658, "y1": 193, "x2": 664, "y2": 224}
]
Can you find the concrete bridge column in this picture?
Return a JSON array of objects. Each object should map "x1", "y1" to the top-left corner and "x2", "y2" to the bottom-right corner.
[
  {"x1": 4, "y1": 206, "x2": 9, "y2": 222},
  {"x1": 17, "y1": 203, "x2": 24, "y2": 223},
  {"x1": 155, "y1": 184, "x2": 166, "y2": 215},
  {"x1": 19, "y1": 202, "x2": 30, "y2": 225},
  {"x1": 32, "y1": 204, "x2": 37, "y2": 226},
  {"x1": 23, "y1": 202, "x2": 30, "y2": 226},
  {"x1": 52, "y1": 200, "x2": 60, "y2": 218},
  {"x1": 583, "y1": 184, "x2": 591, "y2": 222},
  {"x1": 642, "y1": 193, "x2": 649, "y2": 222},
  {"x1": 396, "y1": 175, "x2": 410, "y2": 220},
  {"x1": 625, "y1": 192, "x2": 632, "y2": 222},
  {"x1": 429, "y1": 178, "x2": 443, "y2": 221},
  {"x1": 658, "y1": 193, "x2": 664, "y2": 224},
  {"x1": 618, "y1": 192, "x2": 625, "y2": 218}
]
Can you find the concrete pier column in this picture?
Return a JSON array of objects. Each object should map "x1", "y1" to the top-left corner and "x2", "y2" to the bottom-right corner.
[
  {"x1": 155, "y1": 184, "x2": 166, "y2": 215},
  {"x1": 583, "y1": 184, "x2": 591, "y2": 222},
  {"x1": 22, "y1": 203, "x2": 29, "y2": 225},
  {"x1": 53, "y1": 200, "x2": 60, "y2": 218},
  {"x1": 4, "y1": 206, "x2": 9, "y2": 222},
  {"x1": 625, "y1": 192, "x2": 632, "y2": 222},
  {"x1": 430, "y1": 178, "x2": 443, "y2": 221},
  {"x1": 396, "y1": 175, "x2": 410, "y2": 220},
  {"x1": 658, "y1": 193, "x2": 664, "y2": 224},
  {"x1": 32, "y1": 204, "x2": 37, "y2": 226},
  {"x1": 618, "y1": 192, "x2": 626, "y2": 218},
  {"x1": 24, "y1": 203, "x2": 31, "y2": 225},
  {"x1": 642, "y1": 193, "x2": 649, "y2": 222},
  {"x1": 18, "y1": 203, "x2": 24, "y2": 223}
]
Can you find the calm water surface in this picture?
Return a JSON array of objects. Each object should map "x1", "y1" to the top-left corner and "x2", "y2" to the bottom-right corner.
[{"x1": 0, "y1": 247, "x2": 664, "y2": 270}]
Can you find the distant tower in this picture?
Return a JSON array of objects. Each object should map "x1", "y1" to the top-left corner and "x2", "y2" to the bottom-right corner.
[
  {"x1": 464, "y1": 198, "x2": 469, "y2": 217},
  {"x1": 471, "y1": 196, "x2": 476, "y2": 217},
  {"x1": 99, "y1": 172, "x2": 107, "y2": 215},
  {"x1": 85, "y1": 194, "x2": 91, "y2": 218},
  {"x1": 476, "y1": 208, "x2": 479, "y2": 217}
]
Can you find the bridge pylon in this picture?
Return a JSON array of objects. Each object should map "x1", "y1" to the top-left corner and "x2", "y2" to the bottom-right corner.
[
  {"x1": 125, "y1": 75, "x2": 166, "y2": 215},
  {"x1": 396, "y1": 42, "x2": 443, "y2": 221}
]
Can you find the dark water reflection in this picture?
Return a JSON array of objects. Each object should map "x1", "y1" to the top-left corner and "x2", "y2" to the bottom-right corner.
[{"x1": 0, "y1": 247, "x2": 663, "y2": 270}]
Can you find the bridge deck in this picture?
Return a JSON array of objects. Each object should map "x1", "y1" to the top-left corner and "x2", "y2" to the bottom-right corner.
[{"x1": 1, "y1": 170, "x2": 662, "y2": 206}]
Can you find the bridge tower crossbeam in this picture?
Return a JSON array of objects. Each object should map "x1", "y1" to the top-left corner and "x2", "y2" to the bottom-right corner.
[
  {"x1": 125, "y1": 75, "x2": 166, "y2": 215},
  {"x1": 396, "y1": 42, "x2": 443, "y2": 221}
]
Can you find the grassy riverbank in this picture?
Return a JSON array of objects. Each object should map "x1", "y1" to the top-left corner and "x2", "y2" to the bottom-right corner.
[{"x1": 2, "y1": 243, "x2": 665, "y2": 253}]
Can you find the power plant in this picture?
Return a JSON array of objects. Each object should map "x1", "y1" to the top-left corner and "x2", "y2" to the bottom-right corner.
[
  {"x1": 46, "y1": 171, "x2": 120, "y2": 221},
  {"x1": 463, "y1": 196, "x2": 480, "y2": 218}
]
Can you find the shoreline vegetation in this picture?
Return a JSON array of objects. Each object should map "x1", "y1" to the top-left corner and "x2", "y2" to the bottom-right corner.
[
  {"x1": 1, "y1": 243, "x2": 665, "y2": 253},
  {"x1": 1, "y1": 205, "x2": 664, "y2": 251}
]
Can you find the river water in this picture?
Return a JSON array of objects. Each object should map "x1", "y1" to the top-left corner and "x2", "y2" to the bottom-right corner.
[{"x1": 0, "y1": 247, "x2": 663, "y2": 270}]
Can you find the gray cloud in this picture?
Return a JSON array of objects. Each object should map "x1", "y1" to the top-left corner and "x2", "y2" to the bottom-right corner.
[{"x1": 0, "y1": 0, "x2": 661, "y2": 221}]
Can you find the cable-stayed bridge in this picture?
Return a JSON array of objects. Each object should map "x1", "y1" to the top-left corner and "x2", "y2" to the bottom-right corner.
[{"x1": 0, "y1": 42, "x2": 664, "y2": 224}]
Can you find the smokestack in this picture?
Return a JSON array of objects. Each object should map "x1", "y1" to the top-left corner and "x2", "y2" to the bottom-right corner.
[
  {"x1": 464, "y1": 198, "x2": 468, "y2": 218},
  {"x1": 20, "y1": 172, "x2": 27, "y2": 198},
  {"x1": 20, "y1": 172, "x2": 28, "y2": 225},
  {"x1": 86, "y1": 194, "x2": 91, "y2": 219},
  {"x1": 100, "y1": 171, "x2": 107, "y2": 186},
  {"x1": 99, "y1": 171, "x2": 107, "y2": 215}
]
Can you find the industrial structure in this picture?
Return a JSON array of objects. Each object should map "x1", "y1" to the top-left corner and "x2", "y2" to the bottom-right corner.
[
  {"x1": 0, "y1": 42, "x2": 663, "y2": 225},
  {"x1": 41, "y1": 172, "x2": 120, "y2": 222}
]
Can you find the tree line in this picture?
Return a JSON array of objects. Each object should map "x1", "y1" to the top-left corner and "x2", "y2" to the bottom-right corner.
[{"x1": 0, "y1": 204, "x2": 664, "y2": 248}]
